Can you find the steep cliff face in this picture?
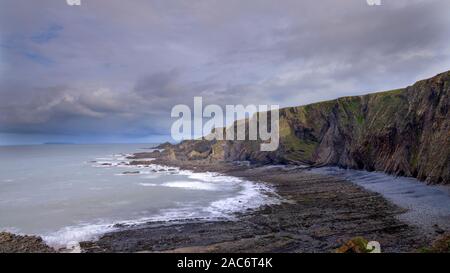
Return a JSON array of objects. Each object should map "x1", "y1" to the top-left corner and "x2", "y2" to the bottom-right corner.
[{"x1": 160, "y1": 71, "x2": 450, "y2": 184}]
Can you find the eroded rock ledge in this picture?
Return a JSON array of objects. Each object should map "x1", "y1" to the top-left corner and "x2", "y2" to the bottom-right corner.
[{"x1": 0, "y1": 232, "x2": 55, "y2": 253}]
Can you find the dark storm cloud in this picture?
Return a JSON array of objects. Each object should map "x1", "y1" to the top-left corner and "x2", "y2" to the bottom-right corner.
[{"x1": 0, "y1": 0, "x2": 449, "y2": 142}]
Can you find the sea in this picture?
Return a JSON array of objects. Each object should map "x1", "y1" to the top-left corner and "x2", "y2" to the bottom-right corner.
[{"x1": 0, "y1": 144, "x2": 276, "y2": 248}]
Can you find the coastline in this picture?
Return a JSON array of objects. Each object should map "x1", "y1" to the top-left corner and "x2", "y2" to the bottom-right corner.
[
  {"x1": 79, "y1": 159, "x2": 436, "y2": 253},
  {"x1": 1, "y1": 153, "x2": 448, "y2": 253}
]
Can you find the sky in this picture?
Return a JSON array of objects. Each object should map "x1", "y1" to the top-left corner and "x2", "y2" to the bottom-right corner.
[{"x1": 1, "y1": 0, "x2": 449, "y2": 145}]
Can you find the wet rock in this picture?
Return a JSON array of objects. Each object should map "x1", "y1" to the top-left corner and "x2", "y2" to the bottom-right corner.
[
  {"x1": 433, "y1": 224, "x2": 445, "y2": 234},
  {"x1": 155, "y1": 142, "x2": 173, "y2": 149},
  {"x1": 420, "y1": 233, "x2": 450, "y2": 253},
  {"x1": 0, "y1": 232, "x2": 55, "y2": 253},
  {"x1": 129, "y1": 160, "x2": 153, "y2": 165},
  {"x1": 127, "y1": 150, "x2": 161, "y2": 159},
  {"x1": 122, "y1": 171, "x2": 140, "y2": 175}
]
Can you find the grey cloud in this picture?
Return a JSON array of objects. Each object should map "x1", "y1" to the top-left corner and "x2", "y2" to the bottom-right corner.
[{"x1": 0, "y1": 0, "x2": 449, "y2": 142}]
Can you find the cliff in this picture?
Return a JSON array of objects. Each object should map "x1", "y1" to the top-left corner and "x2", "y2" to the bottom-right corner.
[{"x1": 156, "y1": 71, "x2": 450, "y2": 184}]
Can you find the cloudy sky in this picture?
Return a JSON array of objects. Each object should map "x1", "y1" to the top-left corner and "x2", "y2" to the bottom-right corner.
[{"x1": 1, "y1": 0, "x2": 449, "y2": 144}]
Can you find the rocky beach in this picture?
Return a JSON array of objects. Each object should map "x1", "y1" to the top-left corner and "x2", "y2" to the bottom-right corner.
[
  {"x1": 78, "y1": 158, "x2": 446, "y2": 253},
  {"x1": 1, "y1": 152, "x2": 449, "y2": 253}
]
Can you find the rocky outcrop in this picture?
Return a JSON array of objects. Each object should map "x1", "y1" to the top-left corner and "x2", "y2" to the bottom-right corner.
[
  {"x1": 421, "y1": 233, "x2": 450, "y2": 253},
  {"x1": 0, "y1": 232, "x2": 55, "y2": 253},
  {"x1": 156, "y1": 71, "x2": 450, "y2": 184}
]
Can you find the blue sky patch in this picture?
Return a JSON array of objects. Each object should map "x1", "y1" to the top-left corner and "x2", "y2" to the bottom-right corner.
[{"x1": 31, "y1": 24, "x2": 63, "y2": 44}]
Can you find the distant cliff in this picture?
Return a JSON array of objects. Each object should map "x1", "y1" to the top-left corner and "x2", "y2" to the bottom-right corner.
[{"x1": 156, "y1": 71, "x2": 450, "y2": 184}]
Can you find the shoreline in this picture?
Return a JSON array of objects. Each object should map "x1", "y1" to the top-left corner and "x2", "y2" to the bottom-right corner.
[
  {"x1": 1, "y1": 157, "x2": 448, "y2": 253},
  {"x1": 79, "y1": 159, "x2": 440, "y2": 253}
]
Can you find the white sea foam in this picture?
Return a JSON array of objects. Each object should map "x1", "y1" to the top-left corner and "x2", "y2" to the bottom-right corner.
[
  {"x1": 161, "y1": 181, "x2": 218, "y2": 191},
  {"x1": 150, "y1": 164, "x2": 281, "y2": 215},
  {"x1": 92, "y1": 161, "x2": 120, "y2": 167},
  {"x1": 95, "y1": 157, "x2": 114, "y2": 161},
  {"x1": 38, "y1": 153, "x2": 280, "y2": 249},
  {"x1": 205, "y1": 182, "x2": 276, "y2": 218},
  {"x1": 139, "y1": 183, "x2": 158, "y2": 187},
  {"x1": 42, "y1": 173, "x2": 279, "y2": 249},
  {"x1": 43, "y1": 223, "x2": 117, "y2": 250},
  {"x1": 44, "y1": 169, "x2": 278, "y2": 249}
]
